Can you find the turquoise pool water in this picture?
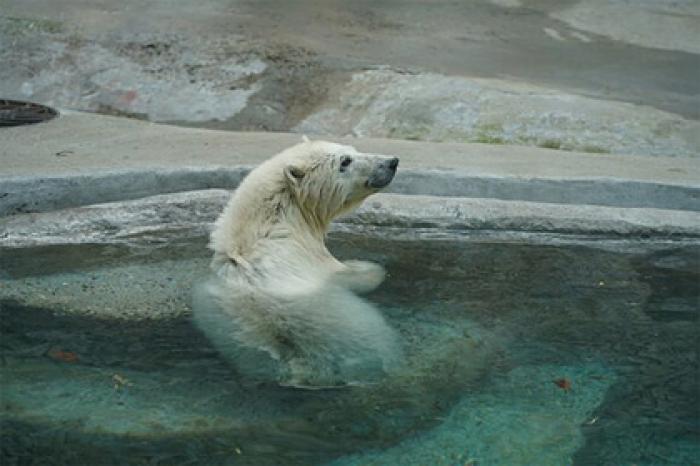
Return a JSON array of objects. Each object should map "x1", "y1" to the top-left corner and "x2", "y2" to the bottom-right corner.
[{"x1": 1, "y1": 231, "x2": 698, "y2": 465}]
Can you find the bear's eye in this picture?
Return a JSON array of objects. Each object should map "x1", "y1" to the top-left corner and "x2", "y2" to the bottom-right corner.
[{"x1": 339, "y1": 156, "x2": 353, "y2": 171}]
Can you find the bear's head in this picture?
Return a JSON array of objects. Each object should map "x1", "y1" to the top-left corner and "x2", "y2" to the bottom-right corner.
[
  {"x1": 208, "y1": 139, "x2": 399, "y2": 264},
  {"x1": 282, "y1": 140, "x2": 399, "y2": 226}
]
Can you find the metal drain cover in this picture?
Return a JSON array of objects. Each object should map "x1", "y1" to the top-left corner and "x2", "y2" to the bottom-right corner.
[{"x1": 0, "y1": 99, "x2": 58, "y2": 127}]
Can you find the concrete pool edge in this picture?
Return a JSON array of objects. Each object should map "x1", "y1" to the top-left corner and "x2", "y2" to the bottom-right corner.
[
  {"x1": 1, "y1": 111, "x2": 699, "y2": 242},
  {"x1": 2, "y1": 190, "x2": 699, "y2": 248},
  {"x1": 2, "y1": 111, "x2": 699, "y2": 217},
  {"x1": 2, "y1": 166, "x2": 700, "y2": 217}
]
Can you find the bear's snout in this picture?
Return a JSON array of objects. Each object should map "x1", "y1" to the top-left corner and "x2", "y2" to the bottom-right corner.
[
  {"x1": 367, "y1": 156, "x2": 399, "y2": 189},
  {"x1": 386, "y1": 157, "x2": 399, "y2": 172}
]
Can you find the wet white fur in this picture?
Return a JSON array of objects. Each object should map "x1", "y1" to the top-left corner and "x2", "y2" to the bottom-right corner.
[{"x1": 193, "y1": 140, "x2": 401, "y2": 384}]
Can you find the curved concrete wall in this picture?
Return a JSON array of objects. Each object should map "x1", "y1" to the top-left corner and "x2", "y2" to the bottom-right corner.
[{"x1": 2, "y1": 167, "x2": 699, "y2": 217}]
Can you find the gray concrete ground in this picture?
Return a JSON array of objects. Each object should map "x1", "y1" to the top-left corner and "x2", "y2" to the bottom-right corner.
[
  {"x1": 1, "y1": 113, "x2": 699, "y2": 243},
  {"x1": 1, "y1": 0, "x2": 699, "y2": 156},
  {"x1": 4, "y1": 113, "x2": 699, "y2": 180}
]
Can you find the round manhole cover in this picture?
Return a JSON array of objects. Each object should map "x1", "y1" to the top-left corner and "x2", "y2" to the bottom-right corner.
[{"x1": 0, "y1": 99, "x2": 58, "y2": 127}]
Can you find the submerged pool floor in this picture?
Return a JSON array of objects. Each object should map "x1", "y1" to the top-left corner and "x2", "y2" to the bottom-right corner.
[{"x1": 1, "y1": 232, "x2": 698, "y2": 465}]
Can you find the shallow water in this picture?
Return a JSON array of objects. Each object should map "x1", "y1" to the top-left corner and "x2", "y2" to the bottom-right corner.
[{"x1": 1, "y1": 231, "x2": 698, "y2": 465}]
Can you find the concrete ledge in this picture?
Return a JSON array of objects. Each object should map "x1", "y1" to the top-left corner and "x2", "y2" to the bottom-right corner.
[
  {"x1": 356, "y1": 194, "x2": 700, "y2": 237},
  {"x1": 1, "y1": 112, "x2": 699, "y2": 217},
  {"x1": 2, "y1": 190, "x2": 699, "y2": 248},
  {"x1": 0, "y1": 168, "x2": 249, "y2": 216},
  {"x1": 3, "y1": 167, "x2": 700, "y2": 217},
  {"x1": 4, "y1": 113, "x2": 699, "y2": 182}
]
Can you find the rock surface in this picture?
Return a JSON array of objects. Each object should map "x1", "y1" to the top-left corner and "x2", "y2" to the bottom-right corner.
[
  {"x1": 1, "y1": 0, "x2": 698, "y2": 155},
  {"x1": 551, "y1": 0, "x2": 700, "y2": 55},
  {"x1": 297, "y1": 70, "x2": 700, "y2": 157}
]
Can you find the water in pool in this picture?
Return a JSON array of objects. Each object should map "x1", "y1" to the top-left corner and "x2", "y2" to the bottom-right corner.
[{"x1": 1, "y1": 231, "x2": 698, "y2": 465}]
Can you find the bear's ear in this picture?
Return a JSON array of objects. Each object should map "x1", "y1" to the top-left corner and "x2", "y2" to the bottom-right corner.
[
  {"x1": 284, "y1": 165, "x2": 305, "y2": 186},
  {"x1": 301, "y1": 134, "x2": 310, "y2": 143}
]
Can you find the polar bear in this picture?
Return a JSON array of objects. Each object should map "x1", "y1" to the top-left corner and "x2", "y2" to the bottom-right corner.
[{"x1": 193, "y1": 138, "x2": 401, "y2": 386}]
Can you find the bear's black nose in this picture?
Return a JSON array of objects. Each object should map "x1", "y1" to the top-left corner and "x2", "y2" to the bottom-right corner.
[{"x1": 388, "y1": 157, "x2": 399, "y2": 171}]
